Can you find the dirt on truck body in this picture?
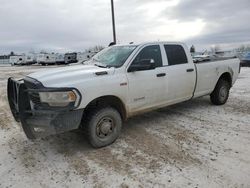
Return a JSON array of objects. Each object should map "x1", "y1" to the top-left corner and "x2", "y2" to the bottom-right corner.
[{"x1": 0, "y1": 65, "x2": 250, "y2": 187}]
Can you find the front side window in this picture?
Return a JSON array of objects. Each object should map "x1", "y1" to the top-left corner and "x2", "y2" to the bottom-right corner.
[
  {"x1": 92, "y1": 46, "x2": 137, "y2": 68},
  {"x1": 164, "y1": 45, "x2": 188, "y2": 66},
  {"x1": 132, "y1": 45, "x2": 163, "y2": 68}
]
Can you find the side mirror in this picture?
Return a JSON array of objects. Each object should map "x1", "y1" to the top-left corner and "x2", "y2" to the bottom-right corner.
[{"x1": 128, "y1": 59, "x2": 155, "y2": 72}]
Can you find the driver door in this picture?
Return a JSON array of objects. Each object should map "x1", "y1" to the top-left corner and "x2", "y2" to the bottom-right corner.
[{"x1": 126, "y1": 45, "x2": 167, "y2": 113}]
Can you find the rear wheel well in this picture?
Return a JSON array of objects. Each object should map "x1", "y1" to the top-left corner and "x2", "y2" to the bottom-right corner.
[
  {"x1": 83, "y1": 96, "x2": 127, "y2": 121},
  {"x1": 218, "y1": 72, "x2": 232, "y2": 87}
]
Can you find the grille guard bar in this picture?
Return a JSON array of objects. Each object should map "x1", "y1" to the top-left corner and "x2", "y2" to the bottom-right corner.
[
  {"x1": 7, "y1": 78, "x2": 22, "y2": 122},
  {"x1": 7, "y1": 77, "x2": 84, "y2": 139},
  {"x1": 7, "y1": 77, "x2": 37, "y2": 139}
]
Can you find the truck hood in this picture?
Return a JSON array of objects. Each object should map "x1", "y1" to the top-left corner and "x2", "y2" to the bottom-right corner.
[{"x1": 27, "y1": 64, "x2": 115, "y2": 87}]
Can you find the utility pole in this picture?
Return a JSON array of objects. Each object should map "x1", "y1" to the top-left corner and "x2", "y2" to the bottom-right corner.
[{"x1": 111, "y1": 0, "x2": 116, "y2": 44}]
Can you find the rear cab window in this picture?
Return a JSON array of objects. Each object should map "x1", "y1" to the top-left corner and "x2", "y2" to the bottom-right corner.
[{"x1": 164, "y1": 45, "x2": 188, "y2": 66}]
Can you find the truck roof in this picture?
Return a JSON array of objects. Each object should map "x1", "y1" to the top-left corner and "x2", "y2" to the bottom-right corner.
[{"x1": 114, "y1": 41, "x2": 186, "y2": 47}]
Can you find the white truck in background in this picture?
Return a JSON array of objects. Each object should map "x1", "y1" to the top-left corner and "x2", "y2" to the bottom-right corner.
[{"x1": 7, "y1": 42, "x2": 240, "y2": 148}]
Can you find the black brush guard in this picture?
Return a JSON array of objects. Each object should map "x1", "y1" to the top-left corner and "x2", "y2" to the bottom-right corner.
[
  {"x1": 7, "y1": 78, "x2": 21, "y2": 122},
  {"x1": 7, "y1": 78, "x2": 36, "y2": 138},
  {"x1": 7, "y1": 78, "x2": 83, "y2": 139}
]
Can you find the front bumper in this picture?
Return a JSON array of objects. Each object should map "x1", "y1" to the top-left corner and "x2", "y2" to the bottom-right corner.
[{"x1": 7, "y1": 77, "x2": 83, "y2": 139}]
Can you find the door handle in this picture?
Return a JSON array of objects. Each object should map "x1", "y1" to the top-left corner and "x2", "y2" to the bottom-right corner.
[
  {"x1": 186, "y1": 68, "x2": 194, "y2": 72},
  {"x1": 156, "y1": 73, "x2": 166, "y2": 77}
]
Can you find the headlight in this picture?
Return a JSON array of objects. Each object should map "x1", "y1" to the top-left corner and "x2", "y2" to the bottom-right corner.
[{"x1": 39, "y1": 90, "x2": 80, "y2": 107}]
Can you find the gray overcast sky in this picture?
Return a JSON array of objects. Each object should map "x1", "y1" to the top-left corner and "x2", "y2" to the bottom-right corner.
[{"x1": 0, "y1": 0, "x2": 250, "y2": 54}]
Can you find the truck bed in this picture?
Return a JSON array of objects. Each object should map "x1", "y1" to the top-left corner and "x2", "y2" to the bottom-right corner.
[{"x1": 193, "y1": 58, "x2": 240, "y2": 98}]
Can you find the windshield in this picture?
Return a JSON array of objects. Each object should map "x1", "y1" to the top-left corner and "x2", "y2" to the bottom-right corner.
[{"x1": 91, "y1": 45, "x2": 137, "y2": 68}]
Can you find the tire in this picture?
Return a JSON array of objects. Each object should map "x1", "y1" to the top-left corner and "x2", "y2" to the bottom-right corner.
[
  {"x1": 210, "y1": 79, "x2": 230, "y2": 105},
  {"x1": 84, "y1": 107, "x2": 122, "y2": 148}
]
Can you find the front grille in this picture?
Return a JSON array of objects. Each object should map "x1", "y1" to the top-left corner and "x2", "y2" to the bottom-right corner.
[
  {"x1": 23, "y1": 77, "x2": 43, "y2": 107},
  {"x1": 29, "y1": 92, "x2": 41, "y2": 105}
]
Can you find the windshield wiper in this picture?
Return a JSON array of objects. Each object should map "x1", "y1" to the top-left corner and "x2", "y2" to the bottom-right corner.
[
  {"x1": 92, "y1": 57, "x2": 99, "y2": 62},
  {"x1": 94, "y1": 62, "x2": 108, "y2": 68}
]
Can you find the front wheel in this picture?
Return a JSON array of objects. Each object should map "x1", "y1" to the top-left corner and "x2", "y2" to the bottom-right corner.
[
  {"x1": 210, "y1": 79, "x2": 230, "y2": 105},
  {"x1": 84, "y1": 107, "x2": 122, "y2": 148}
]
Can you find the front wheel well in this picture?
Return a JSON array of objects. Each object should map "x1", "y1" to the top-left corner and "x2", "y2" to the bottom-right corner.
[{"x1": 83, "y1": 96, "x2": 127, "y2": 121}]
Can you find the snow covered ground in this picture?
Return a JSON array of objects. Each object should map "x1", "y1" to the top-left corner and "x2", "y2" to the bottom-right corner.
[{"x1": 0, "y1": 66, "x2": 249, "y2": 188}]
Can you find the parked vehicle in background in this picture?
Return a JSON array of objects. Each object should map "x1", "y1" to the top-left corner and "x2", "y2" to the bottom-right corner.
[
  {"x1": 9, "y1": 55, "x2": 26, "y2": 65},
  {"x1": 37, "y1": 53, "x2": 56, "y2": 66},
  {"x1": 77, "y1": 51, "x2": 99, "y2": 63},
  {"x1": 192, "y1": 50, "x2": 237, "y2": 63},
  {"x1": 76, "y1": 52, "x2": 89, "y2": 63},
  {"x1": 7, "y1": 41, "x2": 240, "y2": 148},
  {"x1": 25, "y1": 53, "x2": 37, "y2": 65},
  {"x1": 240, "y1": 52, "x2": 250, "y2": 67},
  {"x1": 65, "y1": 52, "x2": 77, "y2": 64},
  {"x1": 215, "y1": 50, "x2": 237, "y2": 59},
  {"x1": 192, "y1": 53, "x2": 211, "y2": 63},
  {"x1": 87, "y1": 51, "x2": 98, "y2": 59},
  {"x1": 55, "y1": 53, "x2": 65, "y2": 65}
]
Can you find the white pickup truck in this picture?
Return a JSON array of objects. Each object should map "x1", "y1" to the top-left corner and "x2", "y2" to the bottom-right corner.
[{"x1": 7, "y1": 42, "x2": 240, "y2": 147}]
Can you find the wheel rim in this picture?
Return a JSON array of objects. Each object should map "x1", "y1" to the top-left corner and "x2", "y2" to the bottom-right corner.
[
  {"x1": 219, "y1": 86, "x2": 228, "y2": 101},
  {"x1": 96, "y1": 117, "x2": 115, "y2": 139}
]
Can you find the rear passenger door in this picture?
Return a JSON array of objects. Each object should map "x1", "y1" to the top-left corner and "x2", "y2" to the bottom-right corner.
[{"x1": 163, "y1": 44, "x2": 196, "y2": 102}]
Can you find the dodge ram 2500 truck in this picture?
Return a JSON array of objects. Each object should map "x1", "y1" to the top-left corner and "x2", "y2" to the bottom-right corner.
[{"x1": 7, "y1": 42, "x2": 240, "y2": 148}]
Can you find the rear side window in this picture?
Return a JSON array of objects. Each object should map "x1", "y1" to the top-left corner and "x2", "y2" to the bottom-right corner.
[
  {"x1": 164, "y1": 45, "x2": 188, "y2": 66},
  {"x1": 133, "y1": 45, "x2": 163, "y2": 67}
]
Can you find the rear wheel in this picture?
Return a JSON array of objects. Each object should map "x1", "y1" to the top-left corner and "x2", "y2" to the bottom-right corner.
[
  {"x1": 84, "y1": 107, "x2": 122, "y2": 148},
  {"x1": 210, "y1": 79, "x2": 230, "y2": 105}
]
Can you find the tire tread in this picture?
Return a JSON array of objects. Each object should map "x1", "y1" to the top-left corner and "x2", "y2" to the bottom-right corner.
[
  {"x1": 210, "y1": 79, "x2": 230, "y2": 105},
  {"x1": 82, "y1": 106, "x2": 122, "y2": 148}
]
